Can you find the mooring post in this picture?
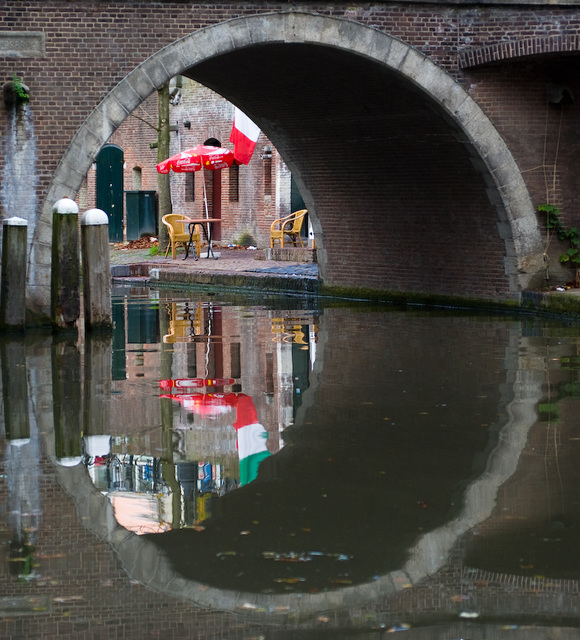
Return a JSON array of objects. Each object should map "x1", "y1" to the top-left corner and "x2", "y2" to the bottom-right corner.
[
  {"x1": 51, "y1": 337, "x2": 82, "y2": 467},
  {"x1": 0, "y1": 340, "x2": 30, "y2": 442},
  {"x1": 80, "y1": 208, "x2": 112, "y2": 331},
  {"x1": 51, "y1": 197, "x2": 80, "y2": 331},
  {"x1": 0, "y1": 217, "x2": 28, "y2": 329},
  {"x1": 83, "y1": 333, "x2": 112, "y2": 461}
]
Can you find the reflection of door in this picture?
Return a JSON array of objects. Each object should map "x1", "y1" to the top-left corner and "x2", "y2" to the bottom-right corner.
[
  {"x1": 96, "y1": 144, "x2": 124, "y2": 242},
  {"x1": 292, "y1": 330, "x2": 310, "y2": 416}
]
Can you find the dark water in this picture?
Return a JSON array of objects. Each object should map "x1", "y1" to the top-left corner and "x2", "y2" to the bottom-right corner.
[{"x1": 2, "y1": 286, "x2": 580, "y2": 638}]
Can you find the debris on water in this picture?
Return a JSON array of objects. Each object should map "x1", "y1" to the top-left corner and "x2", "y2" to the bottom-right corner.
[
  {"x1": 262, "y1": 550, "x2": 351, "y2": 562},
  {"x1": 331, "y1": 578, "x2": 352, "y2": 585},
  {"x1": 450, "y1": 594, "x2": 469, "y2": 602},
  {"x1": 274, "y1": 577, "x2": 306, "y2": 583},
  {"x1": 53, "y1": 595, "x2": 84, "y2": 603},
  {"x1": 216, "y1": 551, "x2": 237, "y2": 558},
  {"x1": 387, "y1": 622, "x2": 411, "y2": 631},
  {"x1": 459, "y1": 611, "x2": 480, "y2": 618}
]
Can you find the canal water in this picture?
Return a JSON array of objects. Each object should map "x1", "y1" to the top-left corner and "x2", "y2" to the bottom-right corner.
[{"x1": 2, "y1": 285, "x2": 580, "y2": 638}]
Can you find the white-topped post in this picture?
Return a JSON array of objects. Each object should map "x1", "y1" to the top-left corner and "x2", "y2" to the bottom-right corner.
[
  {"x1": 81, "y1": 208, "x2": 112, "y2": 330},
  {"x1": 51, "y1": 197, "x2": 80, "y2": 330},
  {"x1": 1, "y1": 216, "x2": 28, "y2": 328}
]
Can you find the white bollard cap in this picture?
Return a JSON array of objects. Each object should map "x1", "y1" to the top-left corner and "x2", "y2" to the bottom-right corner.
[
  {"x1": 56, "y1": 455, "x2": 83, "y2": 467},
  {"x1": 84, "y1": 435, "x2": 111, "y2": 457},
  {"x1": 52, "y1": 197, "x2": 79, "y2": 215},
  {"x1": 81, "y1": 208, "x2": 109, "y2": 226},
  {"x1": 3, "y1": 216, "x2": 27, "y2": 226},
  {"x1": 8, "y1": 438, "x2": 30, "y2": 447}
]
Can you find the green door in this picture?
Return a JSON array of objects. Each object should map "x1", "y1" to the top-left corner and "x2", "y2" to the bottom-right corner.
[
  {"x1": 96, "y1": 144, "x2": 124, "y2": 242},
  {"x1": 290, "y1": 175, "x2": 307, "y2": 242}
]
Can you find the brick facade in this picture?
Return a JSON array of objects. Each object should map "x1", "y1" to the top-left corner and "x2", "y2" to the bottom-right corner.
[
  {"x1": 80, "y1": 79, "x2": 293, "y2": 247},
  {"x1": 2, "y1": 2, "x2": 580, "y2": 312}
]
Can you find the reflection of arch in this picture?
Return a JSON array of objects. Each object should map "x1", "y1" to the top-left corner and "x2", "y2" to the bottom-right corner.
[
  {"x1": 31, "y1": 11, "x2": 543, "y2": 315},
  {"x1": 46, "y1": 322, "x2": 543, "y2": 621}
]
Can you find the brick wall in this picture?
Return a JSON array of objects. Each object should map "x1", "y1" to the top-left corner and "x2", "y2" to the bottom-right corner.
[
  {"x1": 3, "y1": 2, "x2": 580, "y2": 300},
  {"x1": 81, "y1": 80, "x2": 291, "y2": 247}
]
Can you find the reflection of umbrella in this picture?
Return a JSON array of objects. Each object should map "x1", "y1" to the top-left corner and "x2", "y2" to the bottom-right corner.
[
  {"x1": 156, "y1": 144, "x2": 235, "y2": 219},
  {"x1": 159, "y1": 378, "x2": 235, "y2": 391},
  {"x1": 160, "y1": 392, "x2": 237, "y2": 417}
]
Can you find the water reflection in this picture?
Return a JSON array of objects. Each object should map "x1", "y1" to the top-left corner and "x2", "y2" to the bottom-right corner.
[{"x1": 3, "y1": 290, "x2": 580, "y2": 635}]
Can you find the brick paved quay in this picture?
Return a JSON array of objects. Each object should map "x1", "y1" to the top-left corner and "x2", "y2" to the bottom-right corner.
[
  {"x1": 110, "y1": 245, "x2": 319, "y2": 297},
  {"x1": 109, "y1": 244, "x2": 580, "y2": 319}
]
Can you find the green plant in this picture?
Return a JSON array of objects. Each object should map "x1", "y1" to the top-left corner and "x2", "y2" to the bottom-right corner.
[
  {"x1": 539, "y1": 203, "x2": 580, "y2": 267},
  {"x1": 238, "y1": 231, "x2": 256, "y2": 247},
  {"x1": 148, "y1": 245, "x2": 159, "y2": 256},
  {"x1": 11, "y1": 75, "x2": 29, "y2": 104}
]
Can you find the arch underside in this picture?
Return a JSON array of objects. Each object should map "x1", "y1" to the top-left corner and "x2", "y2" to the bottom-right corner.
[{"x1": 33, "y1": 12, "x2": 544, "y2": 316}]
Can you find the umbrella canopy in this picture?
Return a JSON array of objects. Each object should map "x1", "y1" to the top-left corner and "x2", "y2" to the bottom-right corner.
[
  {"x1": 156, "y1": 144, "x2": 235, "y2": 174},
  {"x1": 160, "y1": 392, "x2": 237, "y2": 417}
]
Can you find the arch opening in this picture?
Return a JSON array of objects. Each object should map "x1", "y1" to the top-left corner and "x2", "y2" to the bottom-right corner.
[{"x1": 32, "y1": 11, "x2": 544, "y2": 317}]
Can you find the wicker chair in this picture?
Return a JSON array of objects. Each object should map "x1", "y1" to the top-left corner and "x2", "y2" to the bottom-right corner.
[
  {"x1": 270, "y1": 209, "x2": 307, "y2": 248},
  {"x1": 162, "y1": 214, "x2": 201, "y2": 259}
]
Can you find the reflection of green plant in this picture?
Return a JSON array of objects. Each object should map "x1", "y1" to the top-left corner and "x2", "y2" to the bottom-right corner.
[
  {"x1": 539, "y1": 203, "x2": 580, "y2": 267},
  {"x1": 538, "y1": 357, "x2": 580, "y2": 422},
  {"x1": 11, "y1": 75, "x2": 29, "y2": 104}
]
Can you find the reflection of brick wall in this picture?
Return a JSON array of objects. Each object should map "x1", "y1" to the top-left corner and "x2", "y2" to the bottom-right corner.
[{"x1": 0, "y1": 443, "x2": 268, "y2": 639}]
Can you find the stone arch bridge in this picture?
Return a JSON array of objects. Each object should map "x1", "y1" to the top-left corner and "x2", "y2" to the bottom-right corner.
[{"x1": 2, "y1": 1, "x2": 580, "y2": 320}]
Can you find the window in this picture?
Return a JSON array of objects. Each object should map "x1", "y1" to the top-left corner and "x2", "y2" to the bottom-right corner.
[
  {"x1": 131, "y1": 166, "x2": 142, "y2": 191},
  {"x1": 229, "y1": 163, "x2": 239, "y2": 202},
  {"x1": 263, "y1": 147, "x2": 272, "y2": 196},
  {"x1": 185, "y1": 171, "x2": 195, "y2": 202}
]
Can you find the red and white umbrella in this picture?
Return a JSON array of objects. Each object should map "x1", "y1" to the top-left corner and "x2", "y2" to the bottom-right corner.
[
  {"x1": 156, "y1": 144, "x2": 234, "y2": 174},
  {"x1": 157, "y1": 144, "x2": 234, "y2": 219}
]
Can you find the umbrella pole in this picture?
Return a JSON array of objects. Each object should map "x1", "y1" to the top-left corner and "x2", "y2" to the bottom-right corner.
[{"x1": 202, "y1": 169, "x2": 209, "y2": 219}]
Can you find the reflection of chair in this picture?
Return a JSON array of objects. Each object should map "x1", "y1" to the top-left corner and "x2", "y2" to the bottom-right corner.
[
  {"x1": 270, "y1": 209, "x2": 307, "y2": 248},
  {"x1": 162, "y1": 214, "x2": 201, "y2": 259},
  {"x1": 163, "y1": 302, "x2": 203, "y2": 343}
]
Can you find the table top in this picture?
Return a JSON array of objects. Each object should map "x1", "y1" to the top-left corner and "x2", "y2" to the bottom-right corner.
[{"x1": 182, "y1": 217, "x2": 221, "y2": 224}]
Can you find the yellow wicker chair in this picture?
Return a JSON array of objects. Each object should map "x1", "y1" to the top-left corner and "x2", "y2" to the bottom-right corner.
[
  {"x1": 270, "y1": 209, "x2": 307, "y2": 248},
  {"x1": 162, "y1": 214, "x2": 201, "y2": 259},
  {"x1": 270, "y1": 209, "x2": 308, "y2": 248}
]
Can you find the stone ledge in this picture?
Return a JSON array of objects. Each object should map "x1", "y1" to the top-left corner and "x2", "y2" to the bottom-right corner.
[
  {"x1": 263, "y1": 247, "x2": 317, "y2": 263},
  {"x1": 0, "y1": 32, "x2": 46, "y2": 58}
]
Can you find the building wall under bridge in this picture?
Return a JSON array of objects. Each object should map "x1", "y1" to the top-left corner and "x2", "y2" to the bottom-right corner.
[{"x1": 4, "y1": 3, "x2": 580, "y2": 319}]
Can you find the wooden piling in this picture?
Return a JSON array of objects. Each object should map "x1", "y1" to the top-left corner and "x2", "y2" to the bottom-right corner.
[
  {"x1": 83, "y1": 333, "x2": 112, "y2": 460},
  {"x1": 0, "y1": 339, "x2": 29, "y2": 441},
  {"x1": 81, "y1": 208, "x2": 112, "y2": 330},
  {"x1": 51, "y1": 337, "x2": 82, "y2": 466},
  {"x1": 51, "y1": 197, "x2": 80, "y2": 331},
  {"x1": 0, "y1": 217, "x2": 27, "y2": 329}
]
